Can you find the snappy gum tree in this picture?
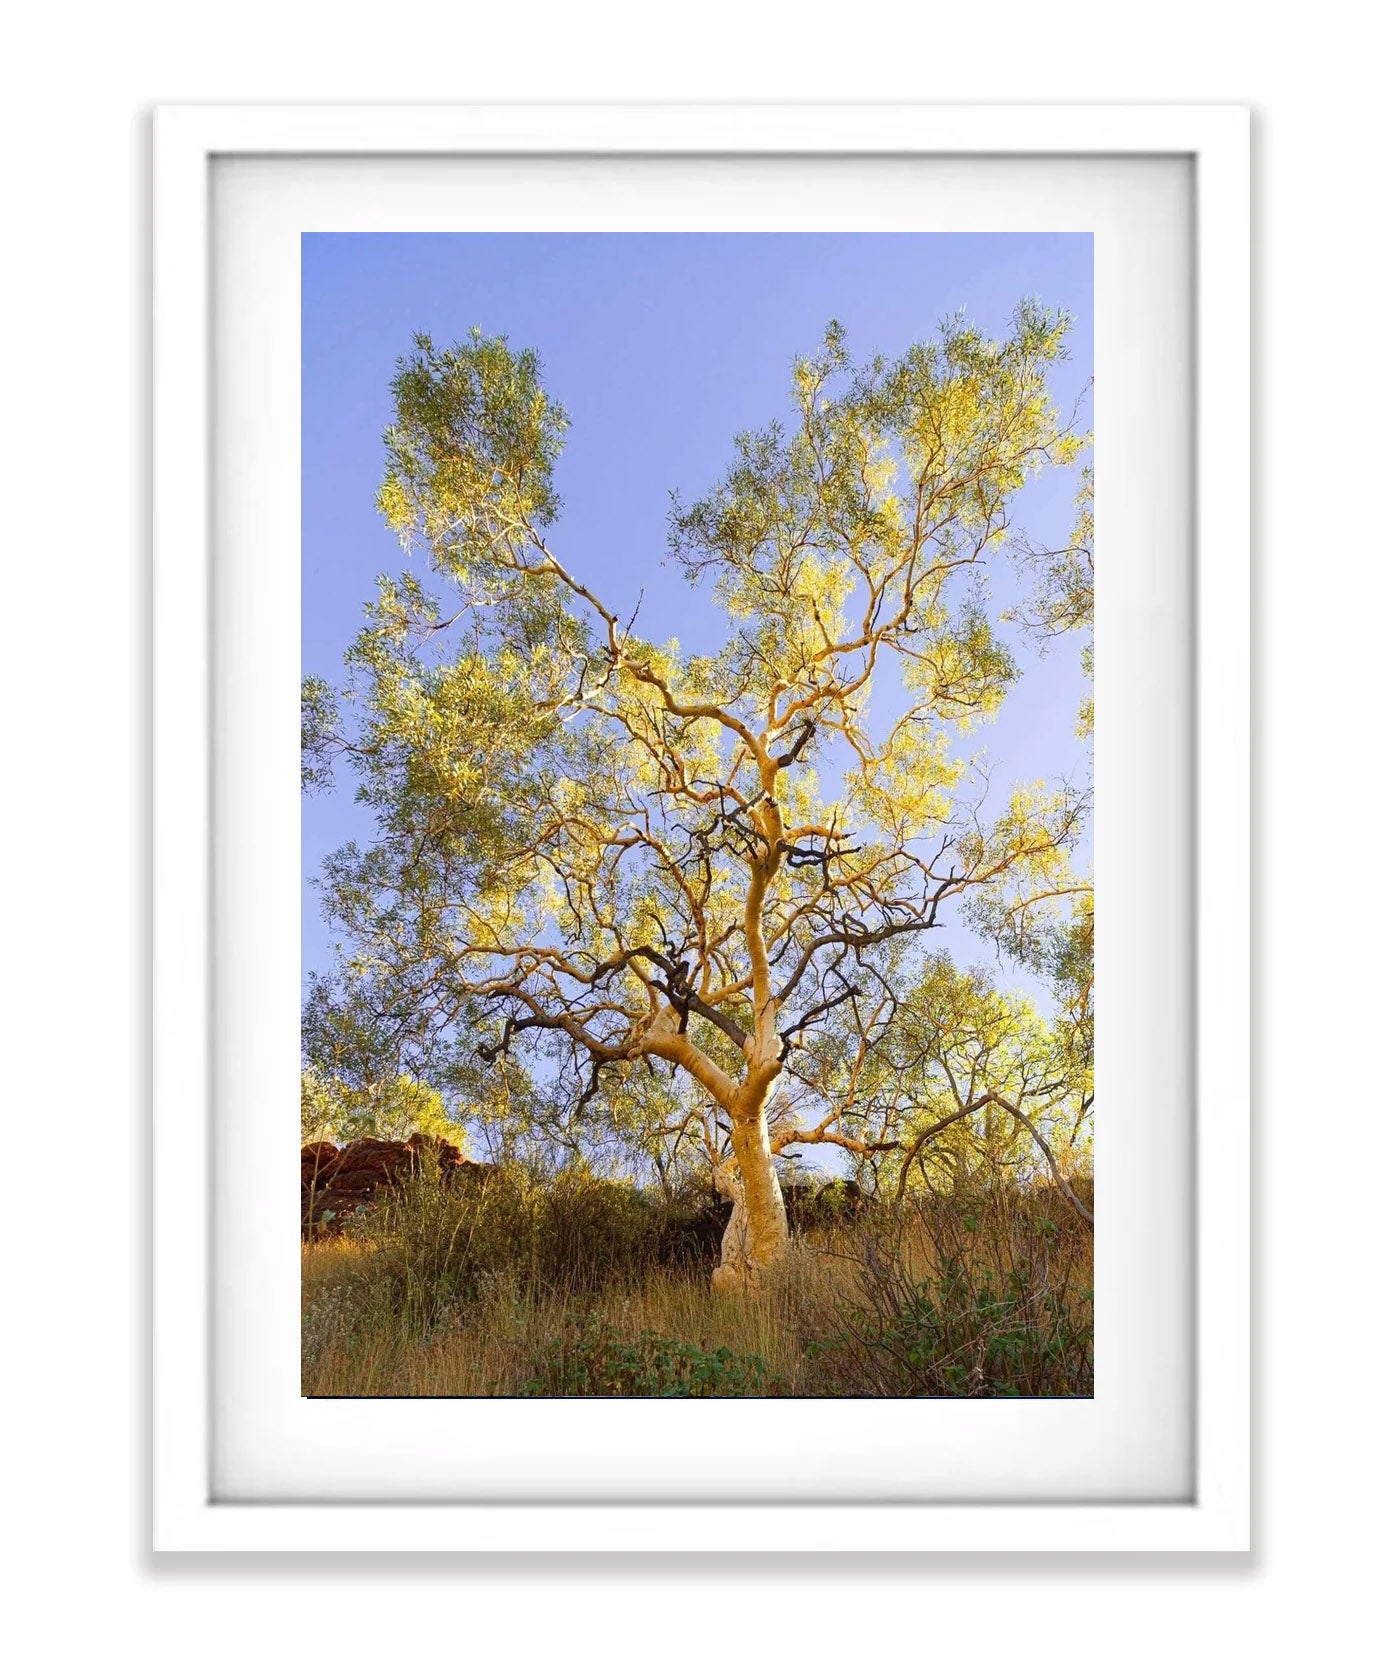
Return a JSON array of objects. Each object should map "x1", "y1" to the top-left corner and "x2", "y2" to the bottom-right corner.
[{"x1": 305, "y1": 308, "x2": 1089, "y2": 1290}]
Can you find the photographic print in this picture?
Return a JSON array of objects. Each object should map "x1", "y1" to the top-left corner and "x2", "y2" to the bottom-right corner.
[{"x1": 300, "y1": 231, "x2": 1094, "y2": 1399}]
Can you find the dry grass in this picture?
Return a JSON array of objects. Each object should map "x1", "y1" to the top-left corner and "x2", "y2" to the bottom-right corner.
[
  {"x1": 302, "y1": 1167, "x2": 1092, "y2": 1398},
  {"x1": 303, "y1": 1254, "x2": 804, "y2": 1396}
]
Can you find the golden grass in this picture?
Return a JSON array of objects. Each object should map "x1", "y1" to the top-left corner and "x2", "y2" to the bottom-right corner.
[
  {"x1": 303, "y1": 1244, "x2": 805, "y2": 1397},
  {"x1": 302, "y1": 1180, "x2": 1093, "y2": 1398}
]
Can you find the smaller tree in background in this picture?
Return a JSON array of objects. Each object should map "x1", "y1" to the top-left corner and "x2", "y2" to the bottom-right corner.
[{"x1": 300, "y1": 1065, "x2": 466, "y2": 1150}]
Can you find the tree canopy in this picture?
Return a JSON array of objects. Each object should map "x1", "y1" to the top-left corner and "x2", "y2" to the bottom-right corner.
[{"x1": 304, "y1": 305, "x2": 1093, "y2": 1287}]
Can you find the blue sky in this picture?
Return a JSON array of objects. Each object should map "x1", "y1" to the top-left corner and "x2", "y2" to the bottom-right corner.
[{"x1": 302, "y1": 231, "x2": 1092, "y2": 1008}]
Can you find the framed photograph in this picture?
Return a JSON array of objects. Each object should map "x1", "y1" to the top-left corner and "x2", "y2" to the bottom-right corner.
[{"x1": 153, "y1": 103, "x2": 1249, "y2": 1552}]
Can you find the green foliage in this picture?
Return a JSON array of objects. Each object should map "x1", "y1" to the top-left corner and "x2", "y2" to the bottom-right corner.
[
  {"x1": 1011, "y1": 460, "x2": 1094, "y2": 642},
  {"x1": 805, "y1": 1270, "x2": 1092, "y2": 1398},
  {"x1": 850, "y1": 951, "x2": 1090, "y2": 1191},
  {"x1": 301, "y1": 1067, "x2": 346, "y2": 1143},
  {"x1": 1009, "y1": 459, "x2": 1094, "y2": 736},
  {"x1": 520, "y1": 1167, "x2": 657, "y2": 1291},
  {"x1": 667, "y1": 304, "x2": 1077, "y2": 737},
  {"x1": 798, "y1": 1188, "x2": 1093, "y2": 1397},
  {"x1": 520, "y1": 1318, "x2": 775, "y2": 1397},
  {"x1": 300, "y1": 1065, "x2": 465, "y2": 1149},
  {"x1": 378, "y1": 328, "x2": 569, "y2": 575},
  {"x1": 340, "y1": 1074, "x2": 464, "y2": 1146},
  {"x1": 300, "y1": 676, "x2": 339, "y2": 792}
]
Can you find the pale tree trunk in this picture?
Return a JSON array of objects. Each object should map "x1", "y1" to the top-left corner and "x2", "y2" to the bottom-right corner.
[{"x1": 711, "y1": 1104, "x2": 789, "y2": 1293}]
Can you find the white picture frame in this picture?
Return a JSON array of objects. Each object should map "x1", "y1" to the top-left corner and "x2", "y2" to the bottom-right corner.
[{"x1": 153, "y1": 103, "x2": 1249, "y2": 1553}]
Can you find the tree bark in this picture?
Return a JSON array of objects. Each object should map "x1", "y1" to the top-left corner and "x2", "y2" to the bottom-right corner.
[{"x1": 711, "y1": 1104, "x2": 789, "y2": 1293}]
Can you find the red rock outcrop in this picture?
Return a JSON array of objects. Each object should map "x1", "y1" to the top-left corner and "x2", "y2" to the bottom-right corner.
[{"x1": 301, "y1": 1133, "x2": 491, "y2": 1237}]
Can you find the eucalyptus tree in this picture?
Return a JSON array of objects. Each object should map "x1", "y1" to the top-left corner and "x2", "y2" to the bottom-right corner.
[
  {"x1": 305, "y1": 308, "x2": 1089, "y2": 1289},
  {"x1": 299, "y1": 1066, "x2": 465, "y2": 1149}
]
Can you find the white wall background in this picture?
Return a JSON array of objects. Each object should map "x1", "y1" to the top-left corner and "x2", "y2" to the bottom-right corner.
[{"x1": 2, "y1": 6, "x2": 1390, "y2": 1672}]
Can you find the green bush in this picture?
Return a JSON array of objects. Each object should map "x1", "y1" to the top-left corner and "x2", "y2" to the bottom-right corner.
[
  {"x1": 521, "y1": 1316, "x2": 775, "y2": 1397},
  {"x1": 650, "y1": 1175, "x2": 727, "y2": 1274},
  {"x1": 530, "y1": 1169, "x2": 656, "y2": 1291},
  {"x1": 799, "y1": 1188, "x2": 1093, "y2": 1397}
]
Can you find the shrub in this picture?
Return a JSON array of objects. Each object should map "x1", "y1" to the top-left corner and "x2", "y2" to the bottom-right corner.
[
  {"x1": 798, "y1": 1185, "x2": 1093, "y2": 1397},
  {"x1": 529, "y1": 1168, "x2": 656, "y2": 1291},
  {"x1": 650, "y1": 1175, "x2": 728, "y2": 1274},
  {"x1": 520, "y1": 1316, "x2": 775, "y2": 1397},
  {"x1": 316, "y1": 1156, "x2": 725, "y2": 1346}
]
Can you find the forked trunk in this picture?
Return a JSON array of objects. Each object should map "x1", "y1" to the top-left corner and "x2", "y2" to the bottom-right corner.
[{"x1": 712, "y1": 1107, "x2": 789, "y2": 1293}]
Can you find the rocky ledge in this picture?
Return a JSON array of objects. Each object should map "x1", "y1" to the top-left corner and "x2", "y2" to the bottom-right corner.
[{"x1": 301, "y1": 1134, "x2": 494, "y2": 1236}]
